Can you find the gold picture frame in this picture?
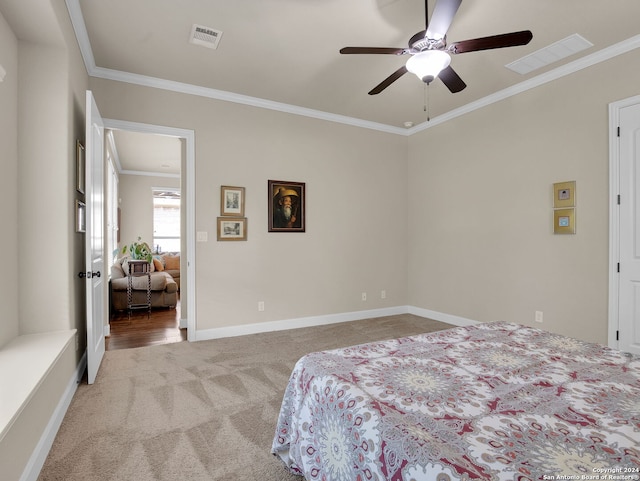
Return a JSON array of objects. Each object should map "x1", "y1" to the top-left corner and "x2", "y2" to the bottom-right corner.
[
  {"x1": 553, "y1": 181, "x2": 575, "y2": 208},
  {"x1": 220, "y1": 186, "x2": 245, "y2": 217},
  {"x1": 217, "y1": 217, "x2": 247, "y2": 241},
  {"x1": 554, "y1": 208, "x2": 575, "y2": 234}
]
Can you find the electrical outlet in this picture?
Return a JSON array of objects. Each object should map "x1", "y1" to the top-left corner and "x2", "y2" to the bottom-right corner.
[
  {"x1": 381, "y1": 290, "x2": 386, "y2": 299},
  {"x1": 362, "y1": 292, "x2": 367, "y2": 301},
  {"x1": 535, "y1": 311, "x2": 543, "y2": 323},
  {"x1": 258, "y1": 301, "x2": 265, "y2": 312}
]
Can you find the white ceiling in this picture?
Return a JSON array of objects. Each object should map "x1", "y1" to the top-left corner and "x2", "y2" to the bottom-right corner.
[
  {"x1": 64, "y1": 0, "x2": 640, "y2": 172},
  {"x1": 73, "y1": 0, "x2": 640, "y2": 125},
  {"x1": 108, "y1": 130, "x2": 182, "y2": 176}
]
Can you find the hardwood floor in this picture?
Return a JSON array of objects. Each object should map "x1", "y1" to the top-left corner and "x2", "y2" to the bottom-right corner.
[{"x1": 106, "y1": 299, "x2": 186, "y2": 350}]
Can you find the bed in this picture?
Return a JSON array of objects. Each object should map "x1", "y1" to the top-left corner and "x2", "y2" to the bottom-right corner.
[{"x1": 272, "y1": 322, "x2": 640, "y2": 480}]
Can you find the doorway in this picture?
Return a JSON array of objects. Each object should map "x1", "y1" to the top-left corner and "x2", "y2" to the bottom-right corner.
[{"x1": 103, "y1": 119, "x2": 196, "y2": 346}]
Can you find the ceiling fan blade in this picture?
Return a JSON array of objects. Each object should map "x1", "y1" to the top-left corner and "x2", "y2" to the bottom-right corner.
[
  {"x1": 368, "y1": 66, "x2": 408, "y2": 95},
  {"x1": 340, "y1": 47, "x2": 407, "y2": 55},
  {"x1": 438, "y1": 65, "x2": 466, "y2": 93},
  {"x1": 425, "y1": 0, "x2": 462, "y2": 40},
  {"x1": 448, "y1": 30, "x2": 533, "y2": 54}
]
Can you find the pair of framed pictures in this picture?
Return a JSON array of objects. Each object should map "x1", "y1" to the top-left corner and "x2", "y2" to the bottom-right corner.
[
  {"x1": 217, "y1": 186, "x2": 247, "y2": 241},
  {"x1": 553, "y1": 181, "x2": 576, "y2": 234}
]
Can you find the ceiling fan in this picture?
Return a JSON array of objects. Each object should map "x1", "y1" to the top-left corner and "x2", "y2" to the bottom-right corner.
[{"x1": 340, "y1": 0, "x2": 533, "y2": 95}]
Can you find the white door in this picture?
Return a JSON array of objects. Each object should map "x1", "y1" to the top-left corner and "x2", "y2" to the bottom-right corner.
[
  {"x1": 85, "y1": 91, "x2": 106, "y2": 384},
  {"x1": 617, "y1": 102, "x2": 640, "y2": 355}
]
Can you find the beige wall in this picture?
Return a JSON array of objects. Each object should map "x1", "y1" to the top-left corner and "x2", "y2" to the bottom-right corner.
[
  {"x1": 0, "y1": 8, "x2": 19, "y2": 348},
  {"x1": 17, "y1": 42, "x2": 73, "y2": 334},
  {"x1": 118, "y1": 173, "x2": 181, "y2": 254},
  {"x1": 90, "y1": 45, "x2": 640, "y2": 343},
  {"x1": 408, "y1": 48, "x2": 640, "y2": 344},
  {"x1": 11, "y1": 0, "x2": 88, "y2": 338},
  {"x1": 90, "y1": 78, "x2": 409, "y2": 331}
]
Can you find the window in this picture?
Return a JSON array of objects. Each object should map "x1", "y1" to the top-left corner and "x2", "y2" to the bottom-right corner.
[{"x1": 153, "y1": 189, "x2": 181, "y2": 253}]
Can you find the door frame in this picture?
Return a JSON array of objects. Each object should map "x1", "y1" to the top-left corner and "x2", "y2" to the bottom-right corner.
[
  {"x1": 608, "y1": 94, "x2": 640, "y2": 350},
  {"x1": 104, "y1": 118, "x2": 197, "y2": 340}
]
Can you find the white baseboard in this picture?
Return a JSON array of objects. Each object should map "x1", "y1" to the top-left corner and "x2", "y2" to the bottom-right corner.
[
  {"x1": 408, "y1": 306, "x2": 480, "y2": 328},
  {"x1": 20, "y1": 352, "x2": 87, "y2": 481},
  {"x1": 193, "y1": 306, "x2": 481, "y2": 341},
  {"x1": 194, "y1": 306, "x2": 411, "y2": 341}
]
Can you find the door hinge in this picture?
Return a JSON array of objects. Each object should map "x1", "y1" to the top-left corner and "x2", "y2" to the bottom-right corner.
[
  {"x1": 616, "y1": 330, "x2": 619, "y2": 341},
  {"x1": 617, "y1": 263, "x2": 620, "y2": 273},
  {"x1": 618, "y1": 194, "x2": 621, "y2": 205},
  {"x1": 617, "y1": 126, "x2": 621, "y2": 137}
]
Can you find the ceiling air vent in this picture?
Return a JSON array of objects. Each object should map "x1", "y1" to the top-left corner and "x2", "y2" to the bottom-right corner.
[
  {"x1": 189, "y1": 24, "x2": 223, "y2": 50},
  {"x1": 506, "y1": 34, "x2": 593, "y2": 75}
]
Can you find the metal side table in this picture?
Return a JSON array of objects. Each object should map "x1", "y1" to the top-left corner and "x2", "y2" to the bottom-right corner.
[{"x1": 127, "y1": 260, "x2": 151, "y2": 319}]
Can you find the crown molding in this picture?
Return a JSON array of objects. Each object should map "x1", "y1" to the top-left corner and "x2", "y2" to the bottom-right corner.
[
  {"x1": 66, "y1": 0, "x2": 640, "y2": 137},
  {"x1": 92, "y1": 67, "x2": 407, "y2": 136}
]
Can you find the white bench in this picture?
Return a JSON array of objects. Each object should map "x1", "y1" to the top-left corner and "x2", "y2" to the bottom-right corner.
[{"x1": 0, "y1": 330, "x2": 76, "y2": 442}]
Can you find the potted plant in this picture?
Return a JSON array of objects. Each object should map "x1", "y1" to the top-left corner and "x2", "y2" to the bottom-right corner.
[{"x1": 121, "y1": 236, "x2": 153, "y2": 263}]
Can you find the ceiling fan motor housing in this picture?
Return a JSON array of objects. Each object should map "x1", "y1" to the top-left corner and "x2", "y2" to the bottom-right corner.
[{"x1": 409, "y1": 32, "x2": 446, "y2": 52}]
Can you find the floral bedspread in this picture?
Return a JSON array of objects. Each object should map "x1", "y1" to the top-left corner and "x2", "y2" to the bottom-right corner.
[{"x1": 271, "y1": 322, "x2": 640, "y2": 480}]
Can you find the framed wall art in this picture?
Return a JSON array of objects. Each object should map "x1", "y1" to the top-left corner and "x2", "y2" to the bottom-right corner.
[
  {"x1": 76, "y1": 140, "x2": 85, "y2": 194},
  {"x1": 553, "y1": 181, "x2": 575, "y2": 208},
  {"x1": 220, "y1": 185, "x2": 245, "y2": 216},
  {"x1": 553, "y1": 208, "x2": 575, "y2": 234},
  {"x1": 217, "y1": 217, "x2": 247, "y2": 241},
  {"x1": 268, "y1": 180, "x2": 305, "y2": 232}
]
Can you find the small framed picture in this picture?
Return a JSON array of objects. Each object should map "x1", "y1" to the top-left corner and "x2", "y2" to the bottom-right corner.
[
  {"x1": 221, "y1": 186, "x2": 245, "y2": 216},
  {"x1": 76, "y1": 140, "x2": 85, "y2": 194},
  {"x1": 76, "y1": 200, "x2": 86, "y2": 233},
  {"x1": 553, "y1": 181, "x2": 575, "y2": 208},
  {"x1": 554, "y1": 208, "x2": 575, "y2": 234},
  {"x1": 217, "y1": 217, "x2": 247, "y2": 241},
  {"x1": 268, "y1": 180, "x2": 305, "y2": 232}
]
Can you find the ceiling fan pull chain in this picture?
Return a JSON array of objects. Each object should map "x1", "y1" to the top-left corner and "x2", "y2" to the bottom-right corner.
[{"x1": 424, "y1": 83, "x2": 431, "y2": 122}]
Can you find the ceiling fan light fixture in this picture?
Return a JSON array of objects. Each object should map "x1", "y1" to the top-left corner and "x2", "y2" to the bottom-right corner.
[{"x1": 406, "y1": 50, "x2": 451, "y2": 84}]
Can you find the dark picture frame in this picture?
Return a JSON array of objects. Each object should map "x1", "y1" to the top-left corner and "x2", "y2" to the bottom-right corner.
[
  {"x1": 268, "y1": 180, "x2": 305, "y2": 232},
  {"x1": 76, "y1": 140, "x2": 85, "y2": 194}
]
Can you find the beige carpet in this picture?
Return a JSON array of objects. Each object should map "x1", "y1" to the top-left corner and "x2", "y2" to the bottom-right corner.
[{"x1": 38, "y1": 314, "x2": 452, "y2": 481}]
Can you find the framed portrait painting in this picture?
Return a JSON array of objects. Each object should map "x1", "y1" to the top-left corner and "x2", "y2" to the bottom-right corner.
[{"x1": 268, "y1": 180, "x2": 305, "y2": 232}]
